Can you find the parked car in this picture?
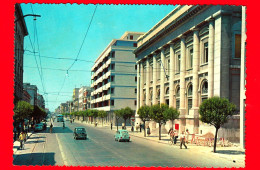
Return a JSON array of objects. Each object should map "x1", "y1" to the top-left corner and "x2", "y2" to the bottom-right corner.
[
  {"x1": 74, "y1": 127, "x2": 87, "y2": 140},
  {"x1": 34, "y1": 123, "x2": 44, "y2": 131},
  {"x1": 114, "y1": 129, "x2": 130, "y2": 142}
]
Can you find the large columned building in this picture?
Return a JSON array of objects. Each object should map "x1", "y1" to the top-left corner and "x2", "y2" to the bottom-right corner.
[{"x1": 134, "y1": 5, "x2": 242, "y2": 142}]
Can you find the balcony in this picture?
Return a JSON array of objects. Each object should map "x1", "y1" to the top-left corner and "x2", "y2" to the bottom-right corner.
[
  {"x1": 102, "y1": 82, "x2": 111, "y2": 90},
  {"x1": 103, "y1": 94, "x2": 111, "y2": 100}
]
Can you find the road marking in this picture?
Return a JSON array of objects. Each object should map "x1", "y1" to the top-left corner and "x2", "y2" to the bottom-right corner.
[{"x1": 56, "y1": 134, "x2": 68, "y2": 166}]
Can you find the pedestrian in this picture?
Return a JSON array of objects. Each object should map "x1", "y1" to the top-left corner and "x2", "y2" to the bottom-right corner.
[
  {"x1": 19, "y1": 131, "x2": 26, "y2": 150},
  {"x1": 50, "y1": 123, "x2": 53, "y2": 133},
  {"x1": 173, "y1": 130, "x2": 178, "y2": 144},
  {"x1": 111, "y1": 122, "x2": 113, "y2": 130},
  {"x1": 185, "y1": 129, "x2": 190, "y2": 144},
  {"x1": 180, "y1": 131, "x2": 187, "y2": 149},
  {"x1": 168, "y1": 128, "x2": 174, "y2": 144},
  {"x1": 63, "y1": 122, "x2": 65, "y2": 129},
  {"x1": 140, "y1": 123, "x2": 142, "y2": 132},
  {"x1": 73, "y1": 118, "x2": 75, "y2": 122},
  {"x1": 70, "y1": 119, "x2": 72, "y2": 124},
  {"x1": 147, "y1": 126, "x2": 151, "y2": 136}
]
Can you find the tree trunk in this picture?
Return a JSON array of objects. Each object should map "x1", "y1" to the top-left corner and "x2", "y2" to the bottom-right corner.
[
  {"x1": 144, "y1": 121, "x2": 146, "y2": 137},
  {"x1": 116, "y1": 118, "x2": 118, "y2": 131},
  {"x1": 102, "y1": 118, "x2": 103, "y2": 126},
  {"x1": 124, "y1": 119, "x2": 127, "y2": 129},
  {"x1": 214, "y1": 127, "x2": 219, "y2": 153},
  {"x1": 172, "y1": 119, "x2": 174, "y2": 129},
  {"x1": 159, "y1": 123, "x2": 161, "y2": 140}
]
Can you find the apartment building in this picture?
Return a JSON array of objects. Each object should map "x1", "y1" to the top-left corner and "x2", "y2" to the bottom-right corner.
[
  {"x1": 91, "y1": 31, "x2": 144, "y2": 125},
  {"x1": 134, "y1": 5, "x2": 242, "y2": 143},
  {"x1": 23, "y1": 83, "x2": 38, "y2": 106}
]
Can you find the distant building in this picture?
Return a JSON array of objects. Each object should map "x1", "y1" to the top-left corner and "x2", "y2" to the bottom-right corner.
[
  {"x1": 37, "y1": 93, "x2": 45, "y2": 109},
  {"x1": 78, "y1": 86, "x2": 87, "y2": 111},
  {"x1": 83, "y1": 87, "x2": 92, "y2": 110},
  {"x1": 22, "y1": 89, "x2": 31, "y2": 103},
  {"x1": 23, "y1": 83, "x2": 38, "y2": 106},
  {"x1": 14, "y1": 4, "x2": 28, "y2": 104},
  {"x1": 90, "y1": 31, "x2": 144, "y2": 125},
  {"x1": 60, "y1": 103, "x2": 69, "y2": 113},
  {"x1": 72, "y1": 88, "x2": 79, "y2": 112}
]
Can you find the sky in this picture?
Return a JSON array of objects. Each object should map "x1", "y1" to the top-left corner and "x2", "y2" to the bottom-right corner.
[{"x1": 21, "y1": 3, "x2": 176, "y2": 112}]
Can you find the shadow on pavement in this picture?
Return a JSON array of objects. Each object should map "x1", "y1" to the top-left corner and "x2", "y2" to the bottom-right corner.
[
  {"x1": 36, "y1": 127, "x2": 73, "y2": 134},
  {"x1": 215, "y1": 150, "x2": 245, "y2": 155},
  {"x1": 29, "y1": 136, "x2": 46, "y2": 139},
  {"x1": 13, "y1": 152, "x2": 56, "y2": 166},
  {"x1": 25, "y1": 140, "x2": 45, "y2": 144}
]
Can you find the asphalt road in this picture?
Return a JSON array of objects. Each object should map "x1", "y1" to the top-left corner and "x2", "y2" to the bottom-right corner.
[{"x1": 13, "y1": 120, "x2": 243, "y2": 167}]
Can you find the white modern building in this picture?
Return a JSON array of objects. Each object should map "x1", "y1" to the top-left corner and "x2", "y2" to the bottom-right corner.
[
  {"x1": 91, "y1": 31, "x2": 144, "y2": 125},
  {"x1": 134, "y1": 5, "x2": 243, "y2": 143}
]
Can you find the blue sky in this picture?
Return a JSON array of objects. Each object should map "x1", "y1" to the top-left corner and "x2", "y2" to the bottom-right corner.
[{"x1": 21, "y1": 4, "x2": 176, "y2": 112}]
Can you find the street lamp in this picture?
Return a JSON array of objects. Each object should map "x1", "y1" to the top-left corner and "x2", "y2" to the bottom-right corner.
[{"x1": 15, "y1": 14, "x2": 41, "y2": 23}]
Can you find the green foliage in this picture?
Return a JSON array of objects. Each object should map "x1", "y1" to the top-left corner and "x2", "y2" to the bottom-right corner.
[
  {"x1": 150, "y1": 103, "x2": 169, "y2": 124},
  {"x1": 114, "y1": 109, "x2": 123, "y2": 120},
  {"x1": 163, "y1": 107, "x2": 179, "y2": 121},
  {"x1": 14, "y1": 101, "x2": 33, "y2": 122},
  {"x1": 98, "y1": 110, "x2": 107, "y2": 118},
  {"x1": 89, "y1": 109, "x2": 98, "y2": 118},
  {"x1": 121, "y1": 107, "x2": 134, "y2": 121},
  {"x1": 137, "y1": 105, "x2": 151, "y2": 122},
  {"x1": 199, "y1": 97, "x2": 236, "y2": 129}
]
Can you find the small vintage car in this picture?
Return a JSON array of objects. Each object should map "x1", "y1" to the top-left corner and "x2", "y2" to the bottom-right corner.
[
  {"x1": 114, "y1": 129, "x2": 130, "y2": 142},
  {"x1": 74, "y1": 127, "x2": 87, "y2": 140}
]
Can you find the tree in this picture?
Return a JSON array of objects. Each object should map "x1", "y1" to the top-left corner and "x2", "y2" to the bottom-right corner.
[
  {"x1": 199, "y1": 96, "x2": 236, "y2": 153},
  {"x1": 163, "y1": 107, "x2": 180, "y2": 129},
  {"x1": 121, "y1": 107, "x2": 134, "y2": 128},
  {"x1": 149, "y1": 103, "x2": 169, "y2": 140},
  {"x1": 89, "y1": 110, "x2": 98, "y2": 123},
  {"x1": 114, "y1": 109, "x2": 122, "y2": 131},
  {"x1": 137, "y1": 105, "x2": 151, "y2": 137},
  {"x1": 98, "y1": 110, "x2": 107, "y2": 126},
  {"x1": 14, "y1": 101, "x2": 33, "y2": 123}
]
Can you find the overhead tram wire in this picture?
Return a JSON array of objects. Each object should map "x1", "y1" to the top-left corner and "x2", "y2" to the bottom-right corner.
[{"x1": 55, "y1": 5, "x2": 98, "y2": 102}]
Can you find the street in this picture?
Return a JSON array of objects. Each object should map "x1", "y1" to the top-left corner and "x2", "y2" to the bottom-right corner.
[{"x1": 13, "y1": 120, "x2": 244, "y2": 167}]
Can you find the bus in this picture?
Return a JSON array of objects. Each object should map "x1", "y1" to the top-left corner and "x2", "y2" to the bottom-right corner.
[{"x1": 57, "y1": 115, "x2": 64, "y2": 122}]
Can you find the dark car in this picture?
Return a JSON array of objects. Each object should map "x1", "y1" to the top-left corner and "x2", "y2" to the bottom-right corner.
[{"x1": 74, "y1": 127, "x2": 87, "y2": 140}]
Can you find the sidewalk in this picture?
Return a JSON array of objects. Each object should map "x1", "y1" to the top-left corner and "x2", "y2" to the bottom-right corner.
[{"x1": 74, "y1": 120, "x2": 245, "y2": 166}]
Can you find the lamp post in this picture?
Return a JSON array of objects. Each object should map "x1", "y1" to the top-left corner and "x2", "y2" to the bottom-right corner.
[{"x1": 15, "y1": 14, "x2": 41, "y2": 23}]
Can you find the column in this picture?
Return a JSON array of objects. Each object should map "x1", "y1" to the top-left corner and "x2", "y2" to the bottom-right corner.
[
  {"x1": 140, "y1": 61, "x2": 144, "y2": 107},
  {"x1": 180, "y1": 36, "x2": 186, "y2": 132},
  {"x1": 160, "y1": 48, "x2": 165, "y2": 104},
  {"x1": 208, "y1": 19, "x2": 215, "y2": 98},
  {"x1": 192, "y1": 29, "x2": 200, "y2": 112},
  {"x1": 169, "y1": 44, "x2": 175, "y2": 107},
  {"x1": 152, "y1": 54, "x2": 157, "y2": 105},
  {"x1": 146, "y1": 58, "x2": 150, "y2": 105},
  {"x1": 192, "y1": 29, "x2": 200, "y2": 134},
  {"x1": 136, "y1": 62, "x2": 140, "y2": 110}
]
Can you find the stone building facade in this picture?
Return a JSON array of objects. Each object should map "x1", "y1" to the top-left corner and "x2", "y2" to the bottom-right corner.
[
  {"x1": 90, "y1": 32, "x2": 144, "y2": 125},
  {"x1": 14, "y1": 4, "x2": 28, "y2": 104},
  {"x1": 134, "y1": 5, "x2": 242, "y2": 142}
]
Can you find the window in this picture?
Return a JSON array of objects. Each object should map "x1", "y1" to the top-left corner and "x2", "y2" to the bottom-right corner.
[
  {"x1": 135, "y1": 64, "x2": 137, "y2": 70},
  {"x1": 176, "y1": 100, "x2": 180, "y2": 110},
  {"x1": 135, "y1": 88, "x2": 137, "y2": 93},
  {"x1": 167, "y1": 59, "x2": 170, "y2": 76},
  {"x1": 134, "y1": 100, "x2": 137, "y2": 106},
  {"x1": 111, "y1": 88, "x2": 114, "y2": 94},
  {"x1": 188, "y1": 85, "x2": 193, "y2": 96},
  {"x1": 157, "y1": 61, "x2": 161, "y2": 79},
  {"x1": 203, "y1": 42, "x2": 208, "y2": 63},
  {"x1": 177, "y1": 55, "x2": 181, "y2": 73},
  {"x1": 133, "y1": 43, "x2": 137, "y2": 47},
  {"x1": 130, "y1": 35, "x2": 133, "y2": 40},
  {"x1": 135, "y1": 76, "x2": 137, "y2": 82},
  {"x1": 189, "y1": 49, "x2": 193, "y2": 69},
  {"x1": 111, "y1": 100, "x2": 114, "y2": 106},
  {"x1": 176, "y1": 86, "x2": 180, "y2": 110},
  {"x1": 111, "y1": 51, "x2": 115, "y2": 58},
  {"x1": 235, "y1": 34, "x2": 241, "y2": 58},
  {"x1": 202, "y1": 81, "x2": 208, "y2": 94},
  {"x1": 166, "y1": 87, "x2": 169, "y2": 95},
  {"x1": 111, "y1": 76, "x2": 115, "y2": 82},
  {"x1": 188, "y1": 99, "x2": 192, "y2": 112},
  {"x1": 111, "y1": 63, "x2": 115, "y2": 70}
]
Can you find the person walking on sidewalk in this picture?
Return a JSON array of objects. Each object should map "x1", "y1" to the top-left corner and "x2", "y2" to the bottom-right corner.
[
  {"x1": 147, "y1": 126, "x2": 151, "y2": 136},
  {"x1": 180, "y1": 131, "x2": 187, "y2": 149},
  {"x1": 185, "y1": 129, "x2": 190, "y2": 144},
  {"x1": 111, "y1": 122, "x2": 113, "y2": 130},
  {"x1": 173, "y1": 130, "x2": 178, "y2": 144},
  {"x1": 19, "y1": 131, "x2": 26, "y2": 150},
  {"x1": 50, "y1": 123, "x2": 53, "y2": 133}
]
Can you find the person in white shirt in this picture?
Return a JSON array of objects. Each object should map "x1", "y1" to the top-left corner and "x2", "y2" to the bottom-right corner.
[
  {"x1": 185, "y1": 129, "x2": 190, "y2": 144},
  {"x1": 180, "y1": 131, "x2": 187, "y2": 149}
]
